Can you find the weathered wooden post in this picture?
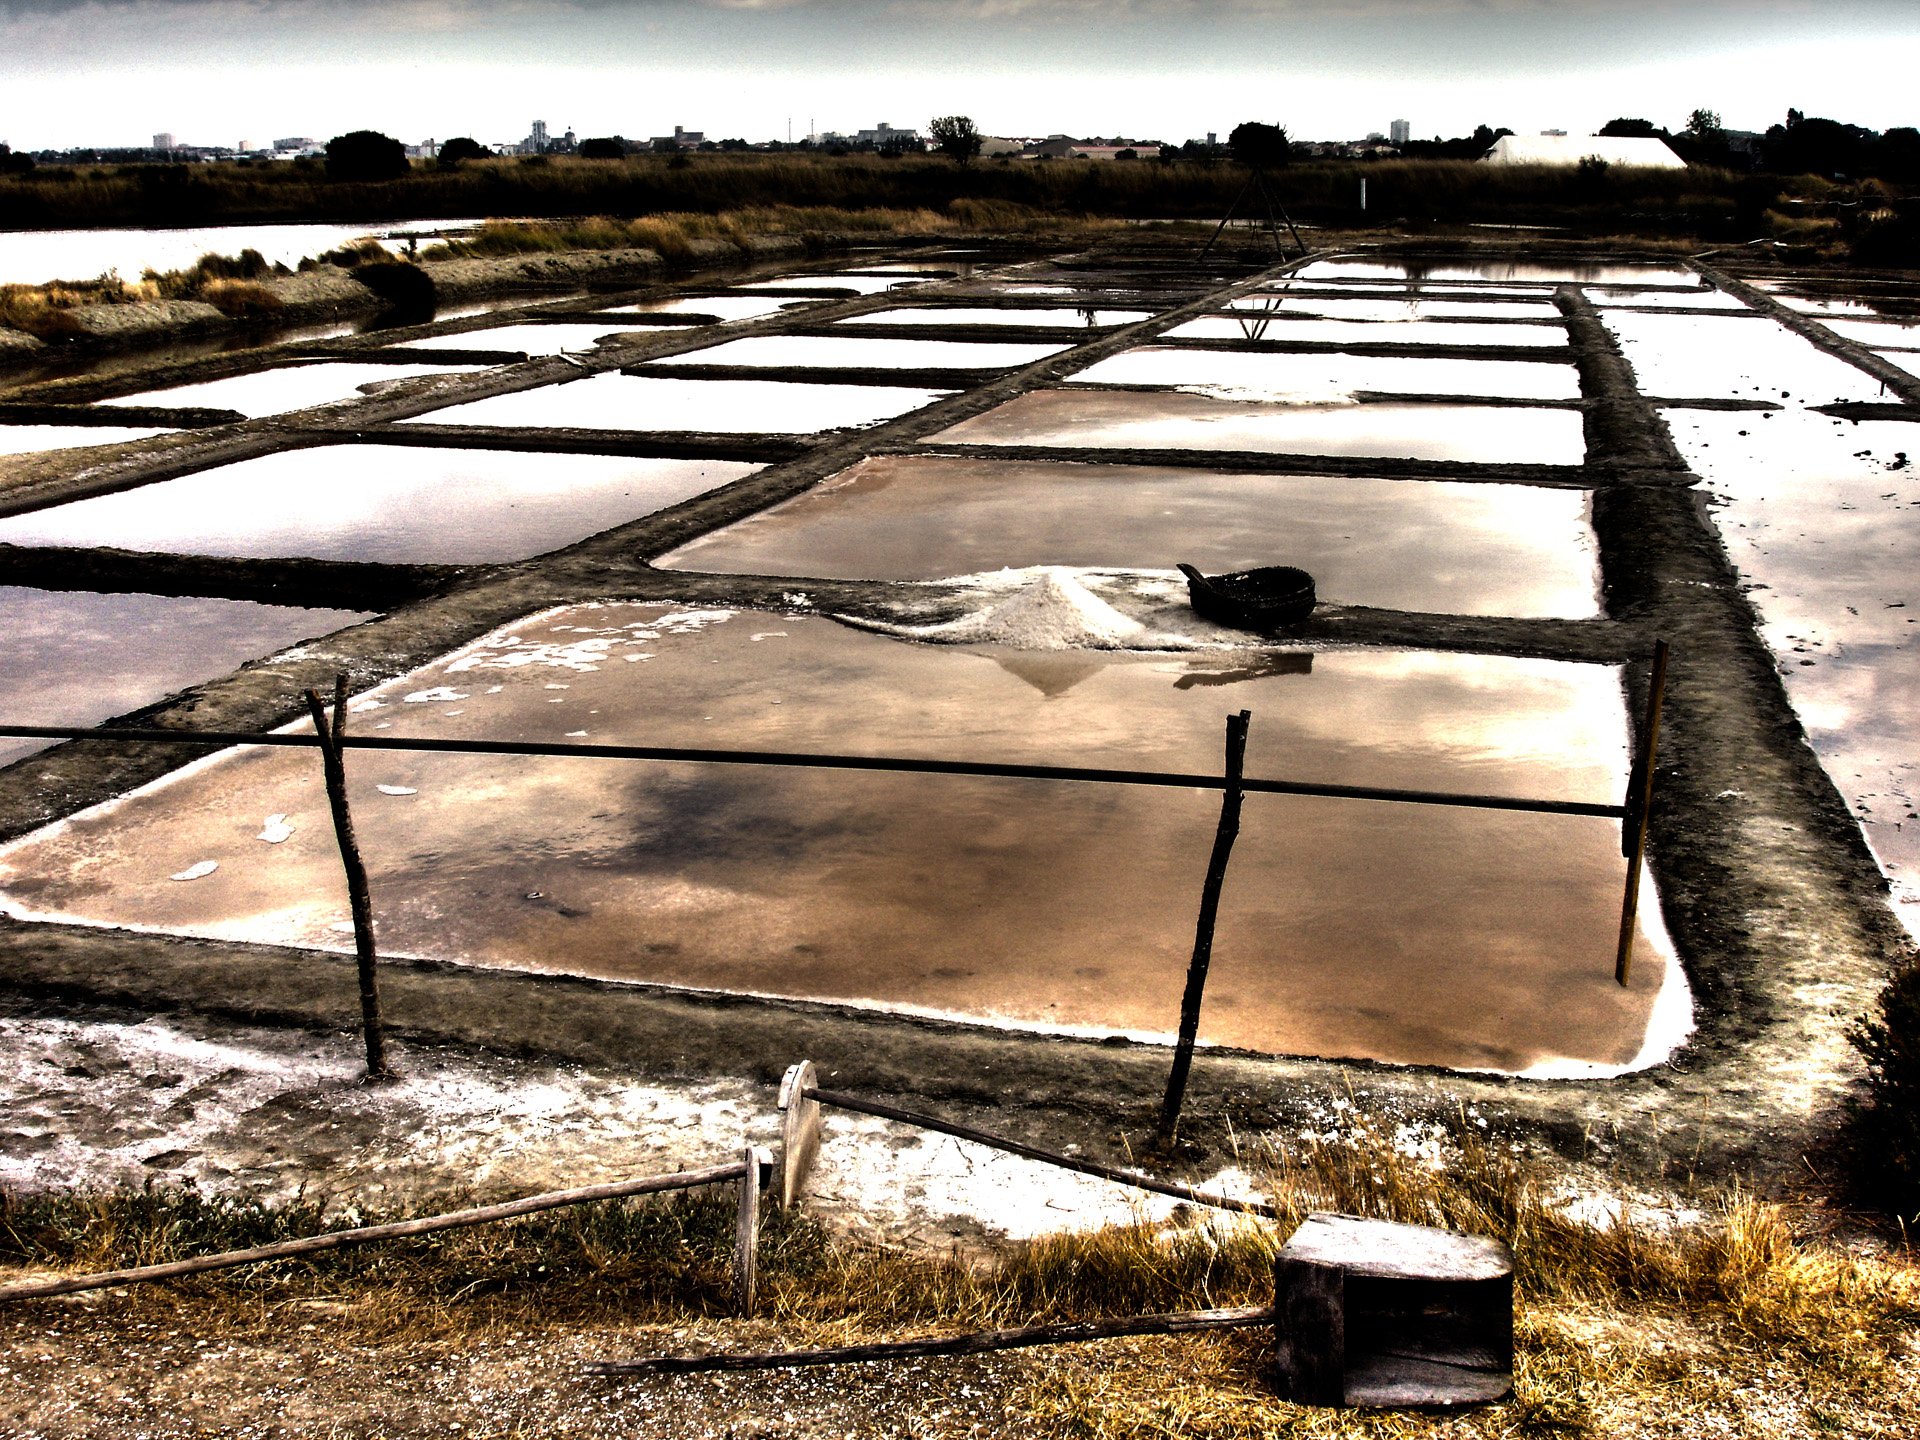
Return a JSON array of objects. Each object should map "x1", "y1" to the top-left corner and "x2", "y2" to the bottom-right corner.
[
  {"x1": 733, "y1": 1145, "x2": 770, "y2": 1317},
  {"x1": 305, "y1": 672, "x2": 395, "y2": 1081},
  {"x1": 775, "y1": 1061, "x2": 823, "y2": 1209},
  {"x1": 1159, "y1": 710, "x2": 1252, "y2": 1140},
  {"x1": 1614, "y1": 639, "x2": 1671, "y2": 987}
]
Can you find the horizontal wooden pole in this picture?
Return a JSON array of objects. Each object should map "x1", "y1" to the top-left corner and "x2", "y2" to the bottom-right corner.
[
  {"x1": 0, "y1": 725, "x2": 1624, "y2": 820},
  {"x1": 0, "y1": 1161, "x2": 747, "y2": 1304},
  {"x1": 588, "y1": 1303, "x2": 1277, "y2": 1375},
  {"x1": 810, "y1": 1087, "x2": 1277, "y2": 1218}
]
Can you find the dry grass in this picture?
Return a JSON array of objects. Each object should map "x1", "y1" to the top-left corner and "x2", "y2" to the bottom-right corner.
[{"x1": 4, "y1": 1115, "x2": 1915, "y2": 1435}]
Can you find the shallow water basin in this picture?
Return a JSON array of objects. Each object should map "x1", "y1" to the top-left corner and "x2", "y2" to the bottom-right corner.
[
  {"x1": 1164, "y1": 317, "x2": 1566, "y2": 348},
  {"x1": 657, "y1": 455, "x2": 1599, "y2": 617},
  {"x1": 1594, "y1": 290, "x2": 1748, "y2": 311},
  {"x1": 1067, "y1": 346, "x2": 1581, "y2": 401},
  {"x1": 1298, "y1": 259, "x2": 1699, "y2": 286},
  {"x1": 1809, "y1": 316, "x2": 1920, "y2": 350},
  {"x1": 0, "y1": 606, "x2": 1681, "y2": 1074},
  {"x1": 0, "y1": 426, "x2": 171, "y2": 456},
  {"x1": 94, "y1": 362, "x2": 487, "y2": 418},
  {"x1": 1673, "y1": 407, "x2": 1920, "y2": 930},
  {"x1": 740, "y1": 275, "x2": 931, "y2": 295},
  {"x1": 402, "y1": 323, "x2": 649, "y2": 355},
  {"x1": 0, "y1": 587, "x2": 372, "y2": 768},
  {"x1": 934, "y1": 390, "x2": 1586, "y2": 465},
  {"x1": 1601, "y1": 311, "x2": 1892, "y2": 405},
  {"x1": 838, "y1": 307, "x2": 1152, "y2": 328},
  {"x1": 652, "y1": 335, "x2": 1066, "y2": 371},
  {"x1": 1226, "y1": 296, "x2": 1559, "y2": 321},
  {"x1": 596, "y1": 295, "x2": 802, "y2": 322},
  {"x1": 0, "y1": 447, "x2": 758, "y2": 565},
  {"x1": 1770, "y1": 293, "x2": 1920, "y2": 322},
  {"x1": 404, "y1": 373, "x2": 947, "y2": 433}
]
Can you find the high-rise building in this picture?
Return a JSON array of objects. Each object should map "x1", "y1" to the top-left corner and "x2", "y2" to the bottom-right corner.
[
  {"x1": 153, "y1": 132, "x2": 175, "y2": 151},
  {"x1": 1389, "y1": 119, "x2": 1410, "y2": 147},
  {"x1": 531, "y1": 119, "x2": 549, "y2": 147}
]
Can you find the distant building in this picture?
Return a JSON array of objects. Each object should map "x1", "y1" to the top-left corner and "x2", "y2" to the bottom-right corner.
[
  {"x1": 1540, "y1": 128, "x2": 1568, "y2": 137},
  {"x1": 1389, "y1": 118, "x2": 1410, "y2": 146},
  {"x1": 1480, "y1": 134, "x2": 1685, "y2": 169},
  {"x1": 274, "y1": 136, "x2": 317, "y2": 152},
  {"x1": 152, "y1": 132, "x2": 175, "y2": 151},
  {"x1": 858, "y1": 121, "x2": 920, "y2": 150},
  {"x1": 1027, "y1": 135, "x2": 1161, "y2": 160},
  {"x1": 649, "y1": 125, "x2": 705, "y2": 150},
  {"x1": 531, "y1": 119, "x2": 548, "y2": 147}
]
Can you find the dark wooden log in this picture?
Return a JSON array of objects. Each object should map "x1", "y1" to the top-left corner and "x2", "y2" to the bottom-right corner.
[
  {"x1": 1159, "y1": 710, "x2": 1251, "y2": 1139},
  {"x1": 808, "y1": 1084, "x2": 1274, "y2": 1218},
  {"x1": 0, "y1": 1161, "x2": 748, "y2": 1303},
  {"x1": 305, "y1": 675, "x2": 393, "y2": 1080},
  {"x1": 587, "y1": 1304, "x2": 1277, "y2": 1375}
]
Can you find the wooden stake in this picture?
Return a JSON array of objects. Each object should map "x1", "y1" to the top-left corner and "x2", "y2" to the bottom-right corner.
[
  {"x1": 1160, "y1": 710, "x2": 1252, "y2": 1139},
  {"x1": 305, "y1": 672, "x2": 394, "y2": 1080},
  {"x1": 1614, "y1": 640, "x2": 1671, "y2": 987},
  {"x1": 733, "y1": 1145, "x2": 768, "y2": 1317},
  {"x1": 0, "y1": 1161, "x2": 748, "y2": 1304},
  {"x1": 588, "y1": 1303, "x2": 1276, "y2": 1376}
]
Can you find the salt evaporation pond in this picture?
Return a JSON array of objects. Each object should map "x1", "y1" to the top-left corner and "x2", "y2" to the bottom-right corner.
[
  {"x1": 0, "y1": 426, "x2": 170, "y2": 456},
  {"x1": 1769, "y1": 293, "x2": 1920, "y2": 322},
  {"x1": 403, "y1": 323, "x2": 649, "y2": 355},
  {"x1": 739, "y1": 275, "x2": 932, "y2": 295},
  {"x1": 0, "y1": 605, "x2": 1684, "y2": 1074},
  {"x1": 95, "y1": 362, "x2": 486, "y2": 419},
  {"x1": 1810, "y1": 317, "x2": 1920, "y2": 351},
  {"x1": 0, "y1": 447, "x2": 758, "y2": 565},
  {"x1": 1068, "y1": 347, "x2": 1582, "y2": 400},
  {"x1": 658, "y1": 455, "x2": 1600, "y2": 618},
  {"x1": 404, "y1": 373, "x2": 946, "y2": 433},
  {"x1": 1672, "y1": 407, "x2": 1920, "y2": 934},
  {"x1": 597, "y1": 295, "x2": 801, "y2": 322},
  {"x1": 934, "y1": 389, "x2": 1586, "y2": 466},
  {"x1": 839, "y1": 308, "x2": 1152, "y2": 329},
  {"x1": 0, "y1": 587, "x2": 371, "y2": 767},
  {"x1": 1592, "y1": 290, "x2": 1747, "y2": 312},
  {"x1": 1599, "y1": 311, "x2": 1891, "y2": 405},
  {"x1": 651, "y1": 335, "x2": 1066, "y2": 370},
  {"x1": 1296, "y1": 259, "x2": 1702, "y2": 286},
  {"x1": 1226, "y1": 296, "x2": 1561, "y2": 321},
  {"x1": 1163, "y1": 317, "x2": 1567, "y2": 348}
]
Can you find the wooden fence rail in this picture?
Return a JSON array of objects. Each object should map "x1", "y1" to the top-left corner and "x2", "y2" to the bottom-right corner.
[{"x1": 0, "y1": 1154, "x2": 766, "y2": 1309}]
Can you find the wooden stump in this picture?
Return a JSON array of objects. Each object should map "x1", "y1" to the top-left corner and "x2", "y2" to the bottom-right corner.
[{"x1": 1272, "y1": 1212, "x2": 1512, "y2": 1409}]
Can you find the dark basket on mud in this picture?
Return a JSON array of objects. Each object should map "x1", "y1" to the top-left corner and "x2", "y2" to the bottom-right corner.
[{"x1": 1177, "y1": 562, "x2": 1316, "y2": 633}]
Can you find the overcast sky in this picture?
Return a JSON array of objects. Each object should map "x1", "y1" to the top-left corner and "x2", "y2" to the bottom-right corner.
[{"x1": 2, "y1": 0, "x2": 1915, "y2": 151}]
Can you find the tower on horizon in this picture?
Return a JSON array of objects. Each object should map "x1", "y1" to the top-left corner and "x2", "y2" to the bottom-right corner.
[{"x1": 1389, "y1": 118, "x2": 1410, "y2": 147}]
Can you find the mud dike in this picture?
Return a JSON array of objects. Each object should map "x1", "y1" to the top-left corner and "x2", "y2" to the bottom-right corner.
[{"x1": 0, "y1": 240, "x2": 1914, "y2": 1195}]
